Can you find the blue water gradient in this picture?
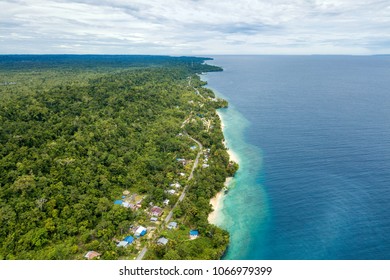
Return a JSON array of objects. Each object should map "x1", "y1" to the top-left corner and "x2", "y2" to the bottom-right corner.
[{"x1": 204, "y1": 55, "x2": 390, "y2": 260}]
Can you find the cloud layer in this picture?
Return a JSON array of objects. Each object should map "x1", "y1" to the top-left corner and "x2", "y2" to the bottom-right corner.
[{"x1": 1, "y1": 0, "x2": 390, "y2": 54}]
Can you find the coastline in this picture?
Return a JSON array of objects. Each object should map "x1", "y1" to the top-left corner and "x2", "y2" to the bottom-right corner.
[
  {"x1": 208, "y1": 177, "x2": 231, "y2": 225},
  {"x1": 218, "y1": 110, "x2": 240, "y2": 165},
  {"x1": 208, "y1": 110, "x2": 239, "y2": 225}
]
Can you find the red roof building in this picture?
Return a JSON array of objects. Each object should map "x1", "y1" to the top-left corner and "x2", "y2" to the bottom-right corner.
[{"x1": 150, "y1": 206, "x2": 163, "y2": 217}]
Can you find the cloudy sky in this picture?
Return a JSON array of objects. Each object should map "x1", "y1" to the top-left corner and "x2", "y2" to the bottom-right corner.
[{"x1": 1, "y1": 0, "x2": 390, "y2": 54}]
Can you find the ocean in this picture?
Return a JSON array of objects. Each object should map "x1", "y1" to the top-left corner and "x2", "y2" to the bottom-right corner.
[{"x1": 203, "y1": 55, "x2": 390, "y2": 260}]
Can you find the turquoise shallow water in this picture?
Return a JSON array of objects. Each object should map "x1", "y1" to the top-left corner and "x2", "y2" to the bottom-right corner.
[
  {"x1": 203, "y1": 76, "x2": 270, "y2": 259},
  {"x1": 204, "y1": 55, "x2": 390, "y2": 260},
  {"x1": 218, "y1": 104, "x2": 269, "y2": 260}
]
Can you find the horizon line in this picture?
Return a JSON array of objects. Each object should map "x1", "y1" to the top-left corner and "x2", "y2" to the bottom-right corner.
[{"x1": 1, "y1": 53, "x2": 389, "y2": 56}]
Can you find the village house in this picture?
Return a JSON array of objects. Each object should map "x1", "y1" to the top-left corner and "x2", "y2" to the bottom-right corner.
[
  {"x1": 124, "y1": 236, "x2": 134, "y2": 244},
  {"x1": 176, "y1": 158, "x2": 188, "y2": 166},
  {"x1": 189, "y1": 230, "x2": 199, "y2": 240},
  {"x1": 150, "y1": 206, "x2": 163, "y2": 217},
  {"x1": 117, "y1": 241, "x2": 129, "y2": 247},
  {"x1": 167, "y1": 221, "x2": 177, "y2": 229},
  {"x1": 170, "y1": 182, "x2": 181, "y2": 189},
  {"x1": 165, "y1": 189, "x2": 176, "y2": 195},
  {"x1": 134, "y1": 226, "x2": 147, "y2": 237},
  {"x1": 117, "y1": 235, "x2": 134, "y2": 248},
  {"x1": 84, "y1": 251, "x2": 101, "y2": 260},
  {"x1": 122, "y1": 201, "x2": 131, "y2": 208},
  {"x1": 115, "y1": 193, "x2": 144, "y2": 210},
  {"x1": 114, "y1": 200, "x2": 123, "y2": 206},
  {"x1": 157, "y1": 237, "x2": 169, "y2": 246}
]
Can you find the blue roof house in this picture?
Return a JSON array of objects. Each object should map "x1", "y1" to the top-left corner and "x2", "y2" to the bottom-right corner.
[
  {"x1": 114, "y1": 200, "x2": 123, "y2": 205},
  {"x1": 124, "y1": 236, "x2": 134, "y2": 244},
  {"x1": 190, "y1": 230, "x2": 199, "y2": 239}
]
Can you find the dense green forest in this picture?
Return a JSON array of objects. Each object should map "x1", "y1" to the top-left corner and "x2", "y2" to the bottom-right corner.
[{"x1": 0, "y1": 55, "x2": 236, "y2": 260}]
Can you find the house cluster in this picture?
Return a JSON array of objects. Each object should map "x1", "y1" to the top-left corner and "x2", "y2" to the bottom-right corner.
[
  {"x1": 114, "y1": 191, "x2": 144, "y2": 210},
  {"x1": 115, "y1": 224, "x2": 147, "y2": 248},
  {"x1": 85, "y1": 225, "x2": 148, "y2": 257},
  {"x1": 162, "y1": 182, "x2": 181, "y2": 202},
  {"x1": 148, "y1": 195, "x2": 172, "y2": 222}
]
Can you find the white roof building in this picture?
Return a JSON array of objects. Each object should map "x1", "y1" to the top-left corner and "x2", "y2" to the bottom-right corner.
[
  {"x1": 135, "y1": 226, "x2": 147, "y2": 237},
  {"x1": 170, "y1": 183, "x2": 181, "y2": 188},
  {"x1": 167, "y1": 222, "x2": 178, "y2": 229},
  {"x1": 117, "y1": 241, "x2": 128, "y2": 247},
  {"x1": 166, "y1": 189, "x2": 176, "y2": 195},
  {"x1": 157, "y1": 237, "x2": 169, "y2": 245}
]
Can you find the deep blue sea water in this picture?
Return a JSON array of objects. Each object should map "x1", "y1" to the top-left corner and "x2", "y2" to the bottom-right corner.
[{"x1": 204, "y1": 55, "x2": 390, "y2": 260}]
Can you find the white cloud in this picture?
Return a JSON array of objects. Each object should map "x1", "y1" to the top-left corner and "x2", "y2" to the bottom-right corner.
[{"x1": 0, "y1": 0, "x2": 389, "y2": 54}]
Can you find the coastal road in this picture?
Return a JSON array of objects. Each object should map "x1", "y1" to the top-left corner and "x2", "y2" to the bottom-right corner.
[
  {"x1": 187, "y1": 135, "x2": 203, "y2": 181},
  {"x1": 164, "y1": 134, "x2": 203, "y2": 224},
  {"x1": 136, "y1": 246, "x2": 147, "y2": 260},
  {"x1": 181, "y1": 112, "x2": 192, "y2": 129},
  {"x1": 188, "y1": 76, "x2": 205, "y2": 100}
]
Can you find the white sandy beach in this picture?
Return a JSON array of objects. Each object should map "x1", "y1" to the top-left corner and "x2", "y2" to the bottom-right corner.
[
  {"x1": 208, "y1": 177, "x2": 232, "y2": 225},
  {"x1": 208, "y1": 189, "x2": 225, "y2": 225},
  {"x1": 227, "y1": 146, "x2": 239, "y2": 164},
  {"x1": 217, "y1": 111, "x2": 240, "y2": 164},
  {"x1": 208, "y1": 111, "x2": 240, "y2": 225}
]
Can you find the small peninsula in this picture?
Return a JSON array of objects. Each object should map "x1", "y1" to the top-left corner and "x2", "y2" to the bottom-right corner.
[{"x1": 0, "y1": 55, "x2": 237, "y2": 260}]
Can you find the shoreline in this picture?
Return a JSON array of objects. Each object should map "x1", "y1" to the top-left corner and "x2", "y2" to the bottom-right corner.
[
  {"x1": 208, "y1": 177, "x2": 232, "y2": 225},
  {"x1": 218, "y1": 110, "x2": 240, "y2": 165},
  {"x1": 208, "y1": 110, "x2": 239, "y2": 225}
]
